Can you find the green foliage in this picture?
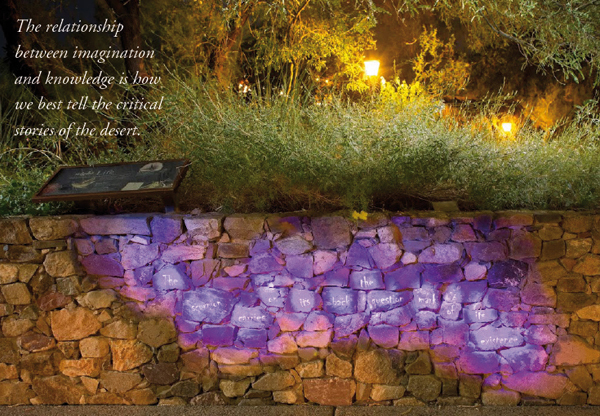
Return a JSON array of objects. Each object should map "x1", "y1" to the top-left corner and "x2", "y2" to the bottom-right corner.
[
  {"x1": 400, "y1": 0, "x2": 600, "y2": 84},
  {"x1": 412, "y1": 27, "x2": 470, "y2": 98}
]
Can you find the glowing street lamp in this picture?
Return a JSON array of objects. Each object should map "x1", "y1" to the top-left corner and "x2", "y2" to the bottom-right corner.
[
  {"x1": 502, "y1": 122, "x2": 513, "y2": 133},
  {"x1": 364, "y1": 60, "x2": 380, "y2": 77}
]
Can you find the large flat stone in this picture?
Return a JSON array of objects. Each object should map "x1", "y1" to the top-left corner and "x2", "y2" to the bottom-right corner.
[
  {"x1": 80, "y1": 215, "x2": 150, "y2": 235},
  {"x1": 502, "y1": 371, "x2": 568, "y2": 399},
  {"x1": 304, "y1": 378, "x2": 356, "y2": 405},
  {"x1": 311, "y1": 216, "x2": 352, "y2": 249},
  {"x1": 549, "y1": 335, "x2": 600, "y2": 365}
]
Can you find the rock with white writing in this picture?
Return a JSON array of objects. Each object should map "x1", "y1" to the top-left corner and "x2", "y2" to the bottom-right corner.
[
  {"x1": 153, "y1": 264, "x2": 191, "y2": 291},
  {"x1": 322, "y1": 287, "x2": 358, "y2": 315},
  {"x1": 500, "y1": 345, "x2": 548, "y2": 372},
  {"x1": 502, "y1": 371, "x2": 568, "y2": 399},
  {"x1": 487, "y1": 260, "x2": 528, "y2": 288},
  {"x1": 287, "y1": 288, "x2": 319, "y2": 313},
  {"x1": 182, "y1": 289, "x2": 235, "y2": 323},
  {"x1": 464, "y1": 308, "x2": 498, "y2": 324},
  {"x1": 231, "y1": 305, "x2": 273, "y2": 329},
  {"x1": 470, "y1": 326, "x2": 523, "y2": 351},
  {"x1": 384, "y1": 265, "x2": 422, "y2": 290},
  {"x1": 349, "y1": 270, "x2": 384, "y2": 290},
  {"x1": 256, "y1": 287, "x2": 288, "y2": 308},
  {"x1": 367, "y1": 290, "x2": 412, "y2": 312},
  {"x1": 413, "y1": 288, "x2": 441, "y2": 311},
  {"x1": 443, "y1": 281, "x2": 487, "y2": 304}
]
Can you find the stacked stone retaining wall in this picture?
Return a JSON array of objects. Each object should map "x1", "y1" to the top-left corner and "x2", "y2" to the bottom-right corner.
[{"x1": 1, "y1": 211, "x2": 600, "y2": 406}]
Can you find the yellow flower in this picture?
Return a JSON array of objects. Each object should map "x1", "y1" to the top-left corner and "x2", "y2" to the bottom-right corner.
[{"x1": 352, "y1": 210, "x2": 368, "y2": 221}]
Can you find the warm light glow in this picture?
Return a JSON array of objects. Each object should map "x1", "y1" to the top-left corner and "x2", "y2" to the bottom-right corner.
[
  {"x1": 364, "y1": 60, "x2": 380, "y2": 77},
  {"x1": 502, "y1": 122, "x2": 513, "y2": 132}
]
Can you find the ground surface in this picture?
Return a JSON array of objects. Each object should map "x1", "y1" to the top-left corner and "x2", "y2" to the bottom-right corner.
[{"x1": 0, "y1": 406, "x2": 599, "y2": 416}]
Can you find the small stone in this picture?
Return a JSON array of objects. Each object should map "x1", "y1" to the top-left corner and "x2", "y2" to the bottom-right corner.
[
  {"x1": 1, "y1": 283, "x2": 31, "y2": 305},
  {"x1": 79, "y1": 337, "x2": 110, "y2": 358},
  {"x1": 100, "y1": 371, "x2": 142, "y2": 393},
  {"x1": 304, "y1": 378, "x2": 356, "y2": 405},
  {"x1": 51, "y1": 307, "x2": 101, "y2": 341},
  {"x1": 566, "y1": 239, "x2": 593, "y2": 258},
  {"x1": 137, "y1": 318, "x2": 177, "y2": 348},
  {"x1": 109, "y1": 339, "x2": 153, "y2": 371},
  {"x1": 407, "y1": 375, "x2": 441, "y2": 402},
  {"x1": 296, "y1": 360, "x2": 324, "y2": 378},
  {"x1": 371, "y1": 384, "x2": 405, "y2": 401},
  {"x1": 59, "y1": 358, "x2": 101, "y2": 377},
  {"x1": 220, "y1": 378, "x2": 251, "y2": 397},
  {"x1": 31, "y1": 375, "x2": 84, "y2": 404},
  {"x1": 481, "y1": 389, "x2": 520, "y2": 406},
  {"x1": 223, "y1": 214, "x2": 264, "y2": 240},
  {"x1": 253, "y1": 371, "x2": 295, "y2": 391},
  {"x1": 354, "y1": 349, "x2": 401, "y2": 385},
  {"x1": 405, "y1": 351, "x2": 432, "y2": 375},
  {"x1": 573, "y1": 254, "x2": 600, "y2": 275},
  {"x1": 77, "y1": 289, "x2": 117, "y2": 309},
  {"x1": 326, "y1": 353, "x2": 353, "y2": 378},
  {"x1": 142, "y1": 362, "x2": 180, "y2": 385}
]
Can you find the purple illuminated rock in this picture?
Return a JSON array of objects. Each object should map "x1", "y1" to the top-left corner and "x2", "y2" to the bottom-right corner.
[
  {"x1": 500, "y1": 345, "x2": 548, "y2": 372},
  {"x1": 267, "y1": 215, "x2": 303, "y2": 235},
  {"x1": 250, "y1": 239, "x2": 271, "y2": 256},
  {"x1": 438, "y1": 319, "x2": 469, "y2": 347},
  {"x1": 443, "y1": 281, "x2": 487, "y2": 303},
  {"x1": 322, "y1": 287, "x2": 358, "y2": 315},
  {"x1": 311, "y1": 216, "x2": 351, "y2": 249},
  {"x1": 296, "y1": 330, "x2": 333, "y2": 348},
  {"x1": 81, "y1": 254, "x2": 124, "y2": 277},
  {"x1": 509, "y1": 232, "x2": 542, "y2": 260},
  {"x1": 288, "y1": 289, "x2": 318, "y2": 313},
  {"x1": 369, "y1": 243, "x2": 403, "y2": 269},
  {"x1": 349, "y1": 270, "x2": 384, "y2": 290},
  {"x1": 418, "y1": 243, "x2": 463, "y2": 264},
  {"x1": 211, "y1": 347, "x2": 257, "y2": 365},
  {"x1": 346, "y1": 242, "x2": 374, "y2": 269},
  {"x1": 267, "y1": 333, "x2": 298, "y2": 354},
  {"x1": 334, "y1": 313, "x2": 369, "y2": 337},
  {"x1": 464, "y1": 262, "x2": 487, "y2": 281},
  {"x1": 464, "y1": 308, "x2": 498, "y2": 323},
  {"x1": 249, "y1": 253, "x2": 283, "y2": 274},
  {"x1": 370, "y1": 305, "x2": 413, "y2": 327},
  {"x1": 483, "y1": 288, "x2": 520, "y2": 311},
  {"x1": 400, "y1": 226, "x2": 428, "y2": 241},
  {"x1": 500, "y1": 311, "x2": 528, "y2": 328},
  {"x1": 413, "y1": 288, "x2": 441, "y2": 310},
  {"x1": 304, "y1": 311, "x2": 334, "y2": 331},
  {"x1": 313, "y1": 250, "x2": 338, "y2": 275},
  {"x1": 451, "y1": 224, "x2": 476, "y2": 242},
  {"x1": 153, "y1": 264, "x2": 191, "y2": 291},
  {"x1": 236, "y1": 328, "x2": 268, "y2": 348},
  {"x1": 415, "y1": 311, "x2": 437, "y2": 330},
  {"x1": 201, "y1": 325, "x2": 236, "y2": 347},
  {"x1": 231, "y1": 305, "x2": 273, "y2": 329},
  {"x1": 132, "y1": 266, "x2": 153, "y2": 286},
  {"x1": 275, "y1": 235, "x2": 312, "y2": 255},
  {"x1": 521, "y1": 283, "x2": 556, "y2": 307},
  {"x1": 285, "y1": 254, "x2": 313, "y2": 278},
  {"x1": 150, "y1": 216, "x2": 182, "y2": 244},
  {"x1": 367, "y1": 290, "x2": 412, "y2": 312},
  {"x1": 182, "y1": 288, "x2": 235, "y2": 323},
  {"x1": 276, "y1": 312, "x2": 306, "y2": 331},
  {"x1": 524, "y1": 325, "x2": 557, "y2": 345},
  {"x1": 487, "y1": 260, "x2": 528, "y2": 288},
  {"x1": 465, "y1": 242, "x2": 507, "y2": 262},
  {"x1": 439, "y1": 302, "x2": 461, "y2": 320},
  {"x1": 212, "y1": 277, "x2": 247, "y2": 291},
  {"x1": 470, "y1": 326, "x2": 523, "y2": 351},
  {"x1": 256, "y1": 287, "x2": 288, "y2": 308},
  {"x1": 384, "y1": 265, "x2": 422, "y2": 290},
  {"x1": 162, "y1": 245, "x2": 205, "y2": 263},
  {"x1": 457, "y1": 351, "x2": 500, "y2": 374},
  {"x1": 190, "y1": 259, "x2": 218, "y2": 287},
  {"x1": 120, "y1": 243, "x2": 159, "y2": 270},
  {"x1": 421, "y1": 264, "x2": 463, "y2": 286},
  {"x1": 502, "y1": 371, "x2": 568, "y2": 399},
  {"x1": 397, "y1": 331, "x2": 429, "y2": 350},
  {"x1": 322, "y1": 267, "x2": 350, "y2": 287},
  {"x1": 81, "y1": 215, "x2": 150, "y2": 236},
  {"x1": 369, "y1": 325, "x2": 399, "y2": 348}
]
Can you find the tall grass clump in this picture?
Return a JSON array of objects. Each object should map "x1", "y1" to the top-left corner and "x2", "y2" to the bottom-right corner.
[{"x1": 138, "y1": 75, "x2": 600, "y2": 212}]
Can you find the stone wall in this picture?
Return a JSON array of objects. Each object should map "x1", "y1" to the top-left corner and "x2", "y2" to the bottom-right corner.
[{"x1": 1, "y1": 211, "x2": 600, "y2": 406}]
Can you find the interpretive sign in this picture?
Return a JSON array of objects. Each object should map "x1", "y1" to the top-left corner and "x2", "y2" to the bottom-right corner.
[{"x1": 32, "y1": 159, "x2": 189, "y2": 210}]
